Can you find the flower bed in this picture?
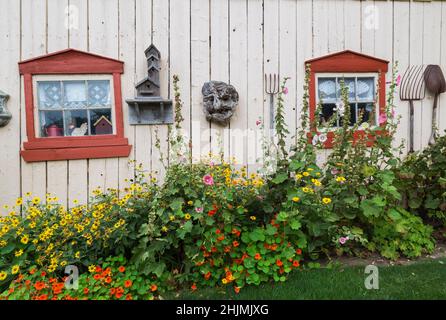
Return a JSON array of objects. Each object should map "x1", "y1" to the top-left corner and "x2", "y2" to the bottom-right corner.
[{"x1": 0, "y1": 69, "x2": 441, "y2": 299}]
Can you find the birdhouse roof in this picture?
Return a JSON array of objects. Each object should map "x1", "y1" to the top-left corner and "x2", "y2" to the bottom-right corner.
[
  {"x1": 93, "y1": 115, "x2": 112, "y2": 127},
  {"x1": 0, "y1": 90, "x2": 8, "y2": 97},
  {"x1": 144, "y1": 44, "x2": 161, "y2": 57},
  {"x1": 135, "y1": 77, "x2": 160, "y2": 89}
]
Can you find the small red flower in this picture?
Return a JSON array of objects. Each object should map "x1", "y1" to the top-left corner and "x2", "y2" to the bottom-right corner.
[
  {"x1": 204, "y1": 272, "x2": 211, "y2": 280},
  {"x1": 40, "y1": 271, "x2": 46, "y2": 277},
  {"x1": 191, "y1": 283, "x2": 197, "y2": 291},
  {"x1": 233, "y1": 241, "x2": 239, "y2": 247},
  {"x1": 234, "y1": 287, "x2": 241, "y2": 294},
  {"x1": 118, "y1": 266, "x2": 126, "y2": 273},
  {"x1": 95, "y1": 266, "x2": 102, "y2": 273},
  {"x1": 115, "y1": 292, "x2": 123, "y2": 299},
  {"x1": 105, "y1": 276, "x2": 112, "y2": 284},
  {"x1": 293, "y1": 260, "x2": 300, "y2": 267},
  {"x1": 276, "y1": 259, "x2": 283, "y2": 267},
  {"x1": 150, "y1": 284, "x2": 158, "y2": 292},
  {"x1": 34, "y1": 282, "x2": 45, "y2": 291},
  {"x1": 208, "y1": 210, "x2": 216, "y2": 217},
  {"x1": 84, "y1": 288, "x2": 89, "y2": 295},
  {"x1": 254, "y1": 253, "x2": 261, "y2": 260},
  {"x1": 124, "y1": 280, "x2": 133, "y2": 288},
  {"x1": 296, "y1": 248, "x2": 302, "y2": 255},
  {"x1": 215, "y1": 229, "x2": 221, "y2": 234},
  {"x1": 29, "y1": 269, "x2": 36, "y2": 275},
  {"x1": 217, "y1": 235, "x2": 225, "y2": 241},
  {"x1": 211, "y1": 246, "x2": 217, "y2": 253},
  {"x1": 126, "y1": 294, "x2": 132, "y2": 300},
  {"x1": 271, "y1": 244, "x2": 278, "y2": 251},
  {"x1": 110, "y1": 288, "x2": 116, "y2": 295}
]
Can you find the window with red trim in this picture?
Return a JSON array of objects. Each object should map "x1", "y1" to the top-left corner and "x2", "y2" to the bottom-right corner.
[
  {"x1": 19, "y1": 49, "x2": 132, "y2": 162},
  {"x1": 306, "y1": 50, "x2": 389, "y2": 148}
]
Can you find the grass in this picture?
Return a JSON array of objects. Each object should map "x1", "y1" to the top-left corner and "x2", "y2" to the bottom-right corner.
[{"x1": 168, "y1": 258, "x2": 446, "y2": 300}]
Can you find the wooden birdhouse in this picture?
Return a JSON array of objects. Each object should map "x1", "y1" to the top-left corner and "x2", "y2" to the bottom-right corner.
[
  {"x1": 0, "y1": 90, "x2": 12, "y2": 127},
  {"x1": 93, "y1": 115, "x2": 113, "y2": 135},
  {"x1": 126, "y1": 44, "x2": 173, "y2": 125}
]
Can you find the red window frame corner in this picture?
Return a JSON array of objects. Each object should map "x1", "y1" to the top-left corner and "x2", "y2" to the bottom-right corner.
[
  {"x1": 305, "y1": 50, "x2": 389, "y2": 149},
  {"x1": 18, "y1": 48, "x2": 132, "y2": 162}
]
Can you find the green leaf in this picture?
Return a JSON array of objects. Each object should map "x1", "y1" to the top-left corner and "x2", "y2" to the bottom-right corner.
[
  {"x1": 289, "y1": 160, "x2": 304, "y2": 171},
  {"x1": 388, "y1": 208, "x2": 402, "y2": 221},
  {"x1": 290, "y1": 220, "x2": 301, "y2": 230},
  {"x1": 272, "y1": 173, "x2": 288, "y2": 184},
  {"x1": 276, "y1": 211, "x2": 288, "y2": 222},
  {"x1": 249, "y1": 228, "x2": 265, "y2": 242}
]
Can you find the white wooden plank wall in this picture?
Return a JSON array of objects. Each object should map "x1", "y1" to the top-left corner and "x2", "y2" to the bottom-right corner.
[{"x1": 0, "y1": 0, "x2": 445, "y2": 210}]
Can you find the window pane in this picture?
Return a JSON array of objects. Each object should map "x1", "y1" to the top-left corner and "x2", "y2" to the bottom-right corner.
[
  {"x1": 65, "y1": 110, "x2": 89, "y2": 136},
  {"x1": 63, "y1": 81, "x2": 87, "y2": 108},
  {"x1": 90, "y1": 109, "x2": 113, "y2": 135},
  {"x1": 358, "y1": 103, "x2": 375, "y2": 125},
  {"x1": 88, "y1": 80, "x2": 111, "y2": 107},
  {"x1": 40, "y1": 110, "x2": 64, "y2": 137},
  {"x1": 320, "y1": 104, "x2": 337, "y2": 127},
  {"x1": 318, "y1": 78, "x2": 337, "y2": 102},
  {"x1": 336, "y1": 78, "x2": 355, "y2": 101},
  {"x1": 38, "y1": 81, "x2": 63, "y2": 109},
  {"x1": 357, "y1": 77, "x2": 375, "y2": 101}
]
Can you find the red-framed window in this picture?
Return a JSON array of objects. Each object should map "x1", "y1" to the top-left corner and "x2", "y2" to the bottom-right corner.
[
  {"x1": 19, "y1": 49, "x2": 131, "y2": 162},
  {"x1": 305, "y1": 50, "x2": 389, "y2": 148}
]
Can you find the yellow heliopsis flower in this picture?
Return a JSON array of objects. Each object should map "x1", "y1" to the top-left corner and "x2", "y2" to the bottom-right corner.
[
  {"x1": 88, "y1": 265, "x2": 96, "y2": 273},
  {"x1": 0, "y1": 271, "x2": 7, "y2": 281},
  {"x1": 11, "y1": 265, "x2": 20, "y2": 275},
  {"x1": 312, "y1": 179, "x2": 322, "y2": 187},
  {"x1": 222, "y1": 278, "x2": 228, "y2": 284},
  {"x1": 25, "y1": 192, "x2": 32, "y2": 197},
  {"x1": 187, "y1": 200, "x2": 193, "y2": 205},
  {"x1": 336, "y1": 176, "x2": 346, "y2": 183},
  {"x1": 322, "y1": 197, "x2": 332, "y2": 204},
  {"x1": 292, "y1": 197, "x2": 300, "y2": 203},
  {"x1": 184, "y1": 214, "x2": 191, "y2": 220},
  {"x1": 48, "y1": 265, "x2": 56, "y2": 272},
  {"x1": 75, "y1": 251, "x2": 81, "y2": 259},
  {"x1": 32, "y1": 197, "x2": 41, "y2": 205},
  {"x1": 302, "y1": 187, "x2": 311, "y2": 193},
  {"x1": 15, "y1": 198, "x2": 23, "y2": 206},
  {"x1": 307, "y1": 168, "x2": 314, "y2": 172},
  {"x1": 14, "y1": 249, "x2": 24, "y2": 257},
  {"x1": 250, "y1": 216, "x2": 257, "y2": 221},
  {"x1": 295, "y1": 174, "x2": 303, "y2": 180},
  {"x1": 161, "y1": 226, "x2": 168, "y2": 232},
  {"x1": 20, "y1": 235, "x2": 29, "y2": 245},
  {"x1": 303, "y1": 172, "x2": 310, "y2": 177},
  {"x1": 169, "y1": 215, "x2": 175, "y2": 221}
]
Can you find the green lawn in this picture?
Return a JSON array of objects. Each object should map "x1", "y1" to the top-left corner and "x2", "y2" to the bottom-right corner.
[{"x1": 168, "y1": 258, "x2": 446, "y2": 300}]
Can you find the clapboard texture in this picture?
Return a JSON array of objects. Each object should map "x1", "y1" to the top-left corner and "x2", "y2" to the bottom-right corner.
[{"x1": 0, "y1": 0, "x2": 445, "y2": 209}]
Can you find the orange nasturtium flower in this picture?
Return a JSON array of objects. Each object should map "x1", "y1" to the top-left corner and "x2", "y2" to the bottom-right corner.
[
  {"x1": 276, "y1": 259, "x2": 283, "y2": 267},
  {"x1": 191, "y1": 283, "x2": 197, "y2": 291},
  {"x1": 118, "y1": 266, "x2": 126, "y2": 273},
  {"x1": 232, "y1": 241, "x2": 240, "y2": 247},
  {"x1": 124, "y1": 280, "x2": 133, "y2": 288},
  {"x1": 254, "y1": 253, "x2": 261, "y2": 260},
  {"x1": 150, "y1": 284, "x2": 158, "y2": 292}
]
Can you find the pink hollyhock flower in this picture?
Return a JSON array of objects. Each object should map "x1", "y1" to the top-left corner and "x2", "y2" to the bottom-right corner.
[
  {"x1": 256, "y1": 119, "x2": 262, "y2": 126},
  {"x1": 203, "y1": 174, "x2": 214, "y2": 186},
  {"x1": 195, "y1": 207, "x2": 203, "y2": 213},
  {"x1": 391, "y1": 108, "x2": 395, "y2": 118},
  {"x1": 378, "y1": 113, "x2": 387, "y2": 125},
  {"x1": 209, "y1": 161, "x2": 215, "y2": 167},
  {"x1": 282, "y1": 87, "x2": 289, "y2": 95},
  {"x1": 331, "y1": 168, "x2": 340, "y2": 175},
  {"x1": 339, "y1": 237, "x2": 348, "y2": 245},
  {"x1": 396, "y1": 75, "x2": 401, "y2": 86}
]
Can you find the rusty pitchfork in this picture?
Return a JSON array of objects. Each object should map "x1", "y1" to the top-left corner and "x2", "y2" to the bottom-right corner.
[{"x1": 265, "y1": 73, "x2": 280, "y2": 130}]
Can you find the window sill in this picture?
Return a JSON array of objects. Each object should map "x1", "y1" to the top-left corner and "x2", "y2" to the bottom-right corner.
[
  {"x1": 307, "y1": 129, "x2": 386, "y2": 149},
  {"x1": 21, "y1": 136, "x2": 132, "y2": 162}
]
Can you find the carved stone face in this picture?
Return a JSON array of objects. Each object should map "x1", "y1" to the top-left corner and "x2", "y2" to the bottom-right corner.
[{"x1": 202, "y1": 81, "x2": 239, "y2": 126}]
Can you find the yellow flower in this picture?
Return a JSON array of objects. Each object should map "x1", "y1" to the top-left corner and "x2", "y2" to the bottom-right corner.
[
  {"x1": 15, "y1": 198, "x2": 23, "y2": 206},
  {"x1": 14, "y1": 249, "x2": 24, "y2": 257},
  {"x1": 0, "y1": 240, "x2": 7, "y2": 247},
  {"x1": 316, "y1": 172, "x2": 321, "y2": 177},
  {"x1": 60, "y1": 261, "x2": 67, "y2": 267},
  {"x1": 2, "y1": 225, "x2": 9, "y2": 233},
  {"x1": 302, "y1": 187, "x2": 311, "y2": 193},
  {"x1": 322, "y1": 197, "x2": 332, "y2": 204},
  {"x1": 11, "y1": 265, "x2": 19, "y2": 275},
  {"x1": 303, "y1": 172, "x2": 310, "y2": 177},
  {"x1": 292, "y1": 197, "x2": 300, "y2": 203},
  {"x1": 312, "y1": 179, "x2": 322, "y2": 187},
  {"x1": 169, "y1": 215, "x2": 175, "y2": 221},
  {"x1": 75, "y1": 251, "x2": 80, "y2": 259},
  {"x1": 88, "y1": 265, "x2": 96, "y2": 273},
  {"x1": 48, "y1": 265, "x2": 56, "y2": 272},
  {"x1": 32, "y1": 197, "x2": 41, "y2": 205},
  {"x1": 295, "y1": 174, "x2": 303, "y2": 180},
  {"x1": 0, "y1": 271, "x2": 7, "y2": 281},
  {"x1": 187, "y1": 200, "x2": 193, "y2": 205},
  {"x1": 25, "y1": 192, "x2": 32, "y2": 197},
  {"x1": 336, "y1": 176, "x2": 346, "y2": 183},
  {"x1": 184, "y1": 214, "x2": 191, "y2": 220},
  {"x1": 21, "y1": 235, "x2": 29, "y2": 244},
  {"x1": 161, "y1": 226, "x2": 168, "y2": 232},
  {"x1": 222, "y1": 278, "x2": 228, "y2": 284},
  {"x1": 73, "y1": 199, "x2": 79, "y2": 205},
  {"x1": 250, "y1": 216, "x2": 257, "y2": 221},
  {"x1": 307, "y1": 168, "x2": 314, "y2": 172}
]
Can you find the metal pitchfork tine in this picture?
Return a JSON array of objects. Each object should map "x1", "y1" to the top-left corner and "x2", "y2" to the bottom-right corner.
[{"x1": 265, "y1": 73, "x2": 280, "y2": 130}]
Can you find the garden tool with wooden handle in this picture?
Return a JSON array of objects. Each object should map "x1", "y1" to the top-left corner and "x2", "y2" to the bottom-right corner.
[
  {"x1": 399, "y1": 65, "x2": 427, "y2": 153},
  {"x1": 423, "y1": 65, "x2": 446, "y2": 146},
  {"x1": 265, "y1": 73, "x2": 280, "y2": 130}
]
